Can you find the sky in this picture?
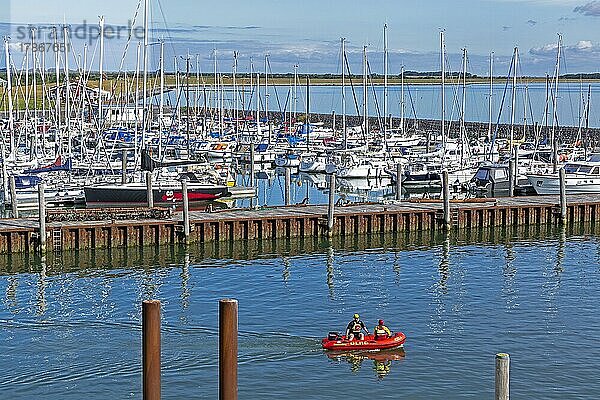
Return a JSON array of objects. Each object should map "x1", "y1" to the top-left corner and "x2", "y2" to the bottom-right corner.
[{"x1": 1, "y1": 0, "x2": 600, "y2": 75}]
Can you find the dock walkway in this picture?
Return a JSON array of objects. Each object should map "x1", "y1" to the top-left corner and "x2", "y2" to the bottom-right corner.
[{"x1": 0, "y1": 194, "x2": 598, "y2": 254}]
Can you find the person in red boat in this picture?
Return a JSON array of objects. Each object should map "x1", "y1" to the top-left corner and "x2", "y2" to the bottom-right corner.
[
  {"x1": 374, "y1": 319, "x2": 392, "y2": 340},
  {"x1": 346, "y1": 313, "x2": 369, "y2": 340}
]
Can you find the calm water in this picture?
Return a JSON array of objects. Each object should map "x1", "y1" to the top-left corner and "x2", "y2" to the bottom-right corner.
[
  {"x1": 172, "y1": 82, "x2": 600, "y2": 128},
  {"x1": 1, "y1": 225, "x2": 600, "y2": 399}
]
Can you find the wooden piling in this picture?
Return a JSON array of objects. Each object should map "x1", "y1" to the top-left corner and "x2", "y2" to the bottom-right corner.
[
  {"x1": 327, "y1": 173, "x2": 336, "y2": 236},
  {"x1": 219, "y1": 299, "x2": 238, "y2": 400},
  {"x1": 146, "y1": 171, "x2": 154, "y2": 208},
  {"x1": 121, "y1": 149, "x2": 127, "y2": 185},
  {"x1": 142, "y1": 300, "x2": 161, "y2": 400},
  {"x1": 249, "y1": 145, "x2": 255, "y2": 207},
  {"x1": 508, "y1": 159, "x2": 515, "y2": 197},
  {"x1": 495, "y1": 353, "x2": 510, "y2": 400},
  {"x1": 559, "y1": 168, "x2": 567, "y2": 222},
  {"x1": 442, "y1": 170, "x2": 450, "y2": 229},
  {"x1": 395, "y1": 163, "x2": 402, "y2": 201},
  {"x1": 182, "y1": 180, "x2": 190, "y2": 239},
  {"x1": 1, "y1": 159, "x2": 8, "y2": 203},
  {"x1": 38, "y1": 183, "x2": 46, "y2": 252},
  {"x1": 9, "y1": 175, "x2": 18, "y2": 218},
  {"x1": 284, "y1": 167, "x2": 291, "y2": 206}
]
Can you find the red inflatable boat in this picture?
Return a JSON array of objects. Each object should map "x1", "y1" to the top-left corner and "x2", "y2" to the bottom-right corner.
[{"x1": 321, "y1": 332, "x2": 406, "y2": 351}]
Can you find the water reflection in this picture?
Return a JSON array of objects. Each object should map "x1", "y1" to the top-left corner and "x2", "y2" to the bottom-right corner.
[
  {"x1": 282, "y1": 256, "x2": 290, "y2": 285},
  {"x1": 325, "y1": 348, "x2": 405, "y2": 380},
  {"x1": 429, "y1": 233, "x2": 451, "y2": 336},
  {"x1": 326, "y1": 246, "x2": 335, "y2": 300},
  {"x1": 180, "y1": 252, "x2": 191, "y2": 316},
  {"x1": 36, "y1": 256, "x2": 47, "y2": 316},
  {"x1": 502, "y1": 244, "x2": 518, "y2": 310},
  {"x1": 5, "y1": 276, "x2": 18, "y2": 312}
]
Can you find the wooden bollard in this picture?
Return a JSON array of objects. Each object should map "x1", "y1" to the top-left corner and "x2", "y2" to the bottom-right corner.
[
  {"x1": 508, "y1": 159, "x2": 515, "y2": 197},
  {"x1": 249, "y1": 145, "x2": 256, "y2": 208},
  {"x1": 442, "y1": 170, "x2": 450, "y2": 229},
  {"x1": 38, "y1": 183, "x2": 46, "y2": 252},
  {"x1": 182, "y1": 180, "x2": 190, "y2": 239},
  {"x1": 495, "y1": 353, "x2": 510, "y2": 400},
  {"x1": 219, "y1": 299, "x2": 238, "y2": 400},
  {"x1": 1, "y1": 159, "x2": 8, "y2": 204},
  {"x1": 284, "y1": 167, "x2": 291, "y2": 206},
  {"x1": 143, "y1": 300, "x2": 161, "y2": 400},
  {"x1": 395, "y1": 163, "x2": 402, "y2": 201},
  {"x1": 327, "y1": 172, "x2": 336, "y2": 236},
  {"x1": 559, "y1": 168, "x2": 567, "y2": 222},
  {"x1": 146, "y1": 171, "x2": 154, "y2": 208},
  {"x1": 121, "y1": 149, "x2": 127, "y2": 184},
  {"x1": 9, "y1": 175, "x2": 18, "y2": 218}
]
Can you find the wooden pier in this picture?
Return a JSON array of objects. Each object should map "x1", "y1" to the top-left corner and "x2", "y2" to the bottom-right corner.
[{"x1": 1, "y1": 194, "x2": 599, "y2": 254}]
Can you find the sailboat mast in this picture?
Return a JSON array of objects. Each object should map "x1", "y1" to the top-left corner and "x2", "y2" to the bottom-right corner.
[
  {"x1": 98, "y1": 16, "x2": 105, "y2": 140},
  {"x1": 362, "y1": 45, "x2": 368, "y2": 141},
  {"x1": 488, "y1": 52, "x2": 494, "y2": 148},
  {"x1": 142, "y1": 0, "x2": 149, "y2": 154},
  {"x1": 383, "y1": 23, "x2": 388, "y2": 137},
  {"x1": 63, "y1": 25, "x2": 71, "y2": 161},
  {"x1": 256, "y1": 72, "x2": 261, "y2": 139},
  {"x1": 341, "y1": 38, "x2": 347, "y2": 150},
  {"x1": 306, "y1": 76, "x2": 310, "y2": 147},
  {"x1": 551, "y1": 34, "x2": 561, "y2": 173},
  {"x1": 460, "y1": 48, "x2": 467, "y2": 167},
  {"x1": 509, "y1": 47, "x2": 517, "y2": 157},
  {"x1": 401, "y1": 65, "x2": 405, "y2": 133},
  {"x1": 233, "y1": 51, "x2": 238, "y2": 136},
  {"x1": 158, "y1": 40, "x2": 164, "y2": 159},
  {"x1": 440, "y1": 31, "x2": 446, "y2": 151},
  {"x1": 3, "y1": 37, "x2": 15, "y2": 158},
  {"x1": 293, "y1": 64, "x2": 298, "y2": 121}
]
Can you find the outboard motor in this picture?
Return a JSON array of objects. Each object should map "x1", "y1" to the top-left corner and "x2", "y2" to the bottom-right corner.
[{"x1": 328, "y1": 332, "x2": 340, "y2": 341}]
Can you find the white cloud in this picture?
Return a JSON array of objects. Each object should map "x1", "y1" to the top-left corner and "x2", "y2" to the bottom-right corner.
[{"x1": 574, "y1": 1, "x2": 600, "y2": 16}]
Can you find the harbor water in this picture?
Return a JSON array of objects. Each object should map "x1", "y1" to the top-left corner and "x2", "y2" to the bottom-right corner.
[{"x1": 1, "y1": 224, "x2": 600, "y2": 398}]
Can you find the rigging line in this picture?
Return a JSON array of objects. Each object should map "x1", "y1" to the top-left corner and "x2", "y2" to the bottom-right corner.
[
  {"x1": 560, "y1": 48, "x2": 578, "y2": 129},
  {"x1": 109, "y1": 0, "x2": 143, "y2": 96},
  {"x1": 266, "y1": 57, "x2": 283, "y2": 116},
  {"x1": 488, "y1": 54, "x2": 514, "y2": 158},
  {"x1": 343, "y1": 52, "x2": 361, "y2": 118},
  {"x1": 155, "y1": 0, "x2": 178, "y2": 59},
  {"x1": 366, "y1": 59, "x2": 384, "y2": 133},
  {"x1": 405, "y1": 77, "x2": 419, "y2": 125}
]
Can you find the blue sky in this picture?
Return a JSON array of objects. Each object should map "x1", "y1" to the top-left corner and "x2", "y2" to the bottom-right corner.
[{"x1": 2, "y1": 0, "x2": 600, "y2": 75}]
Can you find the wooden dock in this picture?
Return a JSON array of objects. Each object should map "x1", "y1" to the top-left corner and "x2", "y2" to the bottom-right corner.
[{"x1": 1, "y1": 194, "x2": 599, "y2": 254}]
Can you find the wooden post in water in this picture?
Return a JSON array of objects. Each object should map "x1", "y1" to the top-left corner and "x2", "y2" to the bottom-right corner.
[
  {"x1": 249, "y1": 145, "x2": 255, "y2": 208},
  {"x1": 442, "y1": 170, "x2": 451, "y2": 229},
  {"x1": 9, "y1": 175, "x2": 18, "y2": 218},
  {"x1": 332, "y1": 110, "x2": 336, "y2": 132},
  {"x1": 121, "y1": 149, "x2": 127, "y2": 184},
  {"x1": 146, "y1": 171, "x2": 154, "y2": 208},
  {"x1": 327, "y1": 172, "x2": 336, "y2": 236},
  {"x1": 495, "y1": 353, "x2": 510, "y2": 400},
  {"x1": 395, "y1": 163, "x2": 402, "y2": 201},
  {"x1": 508, "y1": 159, "x2": 515, "y2": 197},
  {"x1": 38, "y1": 183, "x2": 46, "y2": 252},
  {"x1": 219, "y1": 299, "x2": 238, "y2": 400},
  {"x1": 1, "y1": 159, "x2": 8, "y2": 204},
  {"x1": 559, "y1": 167, "x2": 567, "y2": 222},
  {"x1": 182, "y1": 180, "x2": 190, "y2": 239},
  {"x1": 284, "y1": 167, "x2": 291, "y2": 206},
  {"x1": 142, "y1": 300, "x2": 161, "y2": 400}
]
